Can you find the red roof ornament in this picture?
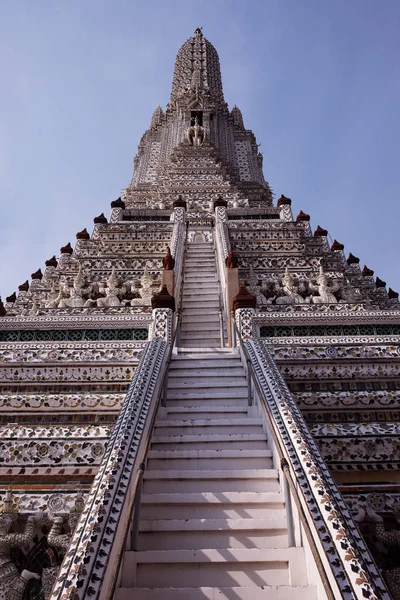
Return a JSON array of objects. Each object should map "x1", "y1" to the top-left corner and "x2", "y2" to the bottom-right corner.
[
  {"x1": 375, "y1": 277, "x2": 386, "y2": 288},
  {"x1": 213, "y1": 197, "x2": 228, "y2": 209},
  {"x1": 162, "y1": 247, "x2": 175, "y2": 270},
  {"x1": 31, "y1": 269, "x2": 43, "y2": 280},
  {"x1": 60, "y1": 243, "x2": 73, "y2": 255},
  {"x1": 151, "y1": 285, "x2": 176, "y2": 311},
  {"x1": 76, "y1": 228, "x2": 90, "y2": 240},
  {"x1": 277, "y1": 195, "x2": 292, "y2": 207},
  {"x1": 330, "y1": 240, "x2": 344, "y2": 251},
  {"x1": 111, "y1": 197, "x2": 126, "y2": 209},
  {"x1": 314, "y1": 225, "x2": 328, "y2": 237},
  {"x1": 233, "y1": 284, "x2": 256, "y2": 312},
  {"x1": 296, "y1": 210, "x2": 310, "y2": 223},
  {"x1": 93, "y1": 213, "x2": 108, "y2": 224},
  {"x1": 225, "y1": 249, "x2": 238, "y2": 269},
  {"x1": 173, "y1": 196, "x2": 187, "y2": 209},
  {"x1": 45, "y1": 255, "x2": 58, "y2": 268},
  {"x1": 6, "y1": 292, "x2": 16, "y2": 303},
  {"x1": 362, "y1": 265, "x2": 374, "y2": 277},
  {"x1": 347, "y1": 253, "x2": 360, "y2": 265},
  {"x1": 18, "y1": 280, "x2": 29, "y2": 292}
]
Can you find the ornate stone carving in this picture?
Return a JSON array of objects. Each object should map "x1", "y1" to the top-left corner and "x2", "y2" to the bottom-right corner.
[
  {"x1": 275, "y1": 267, "x2": 308, "y2": 305},
  {"x1": 0, "y1": 491, "x2": 40, "y2": 599},
  {"x1": 186, "y1": 116, "x2": 205, "y2": 147}
]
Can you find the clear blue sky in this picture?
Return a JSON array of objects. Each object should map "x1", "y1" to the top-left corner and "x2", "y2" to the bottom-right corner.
[{"x1": 1, "y1": 0, "x2": 399, "y2": 296}]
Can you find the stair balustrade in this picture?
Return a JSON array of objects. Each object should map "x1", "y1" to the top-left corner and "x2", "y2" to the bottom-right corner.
[{"x1": 232, "y1": 316, "x2": 391, "y2": 600}]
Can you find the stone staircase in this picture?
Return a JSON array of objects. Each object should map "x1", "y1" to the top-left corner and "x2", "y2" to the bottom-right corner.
[
  {"x1": 180, "y1": 241, "x2": 222, "y2": 348},
  {"x1": 116, "y1": 242, "x2": 317, "y2": 599}
]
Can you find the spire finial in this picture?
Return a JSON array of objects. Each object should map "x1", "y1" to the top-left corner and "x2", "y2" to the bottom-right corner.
[{"x1": 194, "y1": 27, "x2": 203, "y2": 38}]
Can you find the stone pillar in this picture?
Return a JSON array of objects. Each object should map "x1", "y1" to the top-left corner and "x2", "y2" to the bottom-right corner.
[
  {"x1": 233, "y1": 285, "x2": 256, "y2": 342},
  {"x1": 151, "y1": 286, "x2": 175, "y2": 343},
  {"x1": 226, "y1": 267, "x2": 239, "y2": 347},
  {"x1": 161, "y1": 270, "x2": 174, "y2": 296}
]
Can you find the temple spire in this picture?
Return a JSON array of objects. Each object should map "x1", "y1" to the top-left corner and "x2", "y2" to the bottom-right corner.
[{"x1": 170, "y1": 29, "x2": 225, "y2": 106}]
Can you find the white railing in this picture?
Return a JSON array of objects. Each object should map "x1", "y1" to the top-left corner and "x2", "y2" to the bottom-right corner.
[{"x1": 232, "y1": 312, "x2": 390, "y2": 600}]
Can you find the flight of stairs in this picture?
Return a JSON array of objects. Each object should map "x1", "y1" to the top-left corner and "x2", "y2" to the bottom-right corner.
[
  {"x1": 180, "y1": 241, "x2": 222, "y2": 348},
  {"x1": 116, "y1": 241, "x2": 317, "y2": 599}
]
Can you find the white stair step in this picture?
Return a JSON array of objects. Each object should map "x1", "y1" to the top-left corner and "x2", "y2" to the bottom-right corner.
[
  {"x1": 165, "y1": 406, "x2": 248, "y2": 419},
  {"x1": 181, "y1": 322, "x2": 221, "y2": 332},
  {"x1": 143, "y1": 469, "x2": 279, "y2": 493},
  {"x1": 138, "y1": 520, "x2": 288, "y2": 550},
  {"x1": 173, "y1": 351, "x2": 239, "y2": 358},
  {"x1": 167, "y1": 398, "x2": 248, "y2": 408},
  {"x1": 171, "y1": 354, "x2": 240, "y2": 362},
  {"x1": 150, "y1": 434, "x2": 267, "y2": 451},
  {"x1": 182, "y1": 300, "x2": 219, "y2": 307},
  {"x1": 139, "y1": 517, "x2": 286, "y2": 532},
  {"x1": 167, "y1": 379, "x2": 247, "y2": 389},
  {"x1": 180, "y1": 314, "x2": 220, "y2": 323},
  {"x1": 183, "y1": 291, "x2": 219, "y2": 298},
  {"x1": 178, "y1": 342, "x2": 222, "y2": 349},
  {"x1": 154, "y1": 417, "x2": 262, "y2": 435},
  {"x1": 140, "y1": 491, "x2": 285, "y2": 520},
  {"x1": 147, "y1": 448, "x2": 272, "y2": 470},
  {"x1": 168, "y1": 367, "x2": 245, "y2": 376},
  {"x1": 181, "y1": 308, "x2": 220, "y2": 315},
  {"x1": 116, "y1": 586, "x2": 317, "y2": 600},
  {"x1": 121, "y1": 547, "x2": 307, "y2": 588},
  {"x1": 166, "y1": 385, "x2": 247, "y2": 394},
  {"x1": 170, "y1": 363, "x2": 242, "y2": 371},
  {"x1": 153, "y1": 424, "x2": 262, "y2": 437}
]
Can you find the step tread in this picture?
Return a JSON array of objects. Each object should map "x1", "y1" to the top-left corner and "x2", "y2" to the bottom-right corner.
[
  {"x1": 139, "y1": 518, "x2": 287, "y2": 532},
  {"x1": 125, "y1": 547, "x2": 303, "y2": 563},
  {"x1": 152, "y1": 434, "x2": 265, "y2": 443},
  {"x1": 116, "y1": 586, "x2": 317, "y2": 600},
  {"x1": 155, "y1": 418, "x2": 261, "y2": 427},
  {"x1": 144, "y1": 469, "x2": 278, "y2": 480},
  {"x1": 148, "y1": 449, "x2": 272, "y2": 458},
  {"x1": 141, "y1": 492, "x2": 284, "y2": 504}
]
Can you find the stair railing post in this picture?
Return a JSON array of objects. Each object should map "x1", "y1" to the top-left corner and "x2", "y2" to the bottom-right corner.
[
  {"x1": 230, "y1": 310, "x2": 236, "y2": 349},
  {"x1": 246, "y1": 357, "x2": 253, "y2": 406},
  {"x1": 281, "y1": 458, "x2": 296, "y2": 547},
  {"x1": 130, "y1": 462, "x2": 145, "y2": 551}
]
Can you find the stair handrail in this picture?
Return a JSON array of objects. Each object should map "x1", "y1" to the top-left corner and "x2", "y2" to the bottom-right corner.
[
  {"x1": 212, "y1": 225, "x2": 226, "y2": 347},
  {"x1": 105, "y1": 330, "x2": 179, "y2": 598},
  {"x1": 173, "y1": 222, "x2": 188, "y2": 351},
  {"x1": 232, "y1": 318, "x2": 390, "y2": 600},
  {"x1": 48, "y1": 335, "x2": 170, "y2": 600},
  {"x1": 104, "y1": 232, "x2": 189, "y2": 596}
]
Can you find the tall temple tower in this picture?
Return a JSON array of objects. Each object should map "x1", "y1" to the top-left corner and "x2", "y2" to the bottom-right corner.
[{"x1": 0, "y1": 28, "x2": 399, "y2": 600}]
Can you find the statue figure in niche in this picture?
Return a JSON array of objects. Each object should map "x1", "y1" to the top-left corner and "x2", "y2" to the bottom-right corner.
[
  {"x1": 48, "y1": 266, "x2": 94, "y2": 309},
  {"x1": 275, "y1": 267, "x2": 307, "y2": 305},
  {"x1": 354, "y1": 504, "x2": 400, "y2": 599},
  {"x1": 131, "y1": 265, "x2": 157, "y2": 306},
  {"x1": 97, "y1": 269, "x2": 123, "y2": 308},
  {"x1": 42, "y1": 493, "x2": 84, "y2": 599},
  {"x1": 186, "y1": 115, "x2": 205, "y2": 147},
  {"x1": 247, "y1": 265, "x2": 265, "y2": 306},
  {"x1": 310, "y1": 265, "x2": 341, "y2": 304},
  {"x1": 0, "y1": 490, "x2": 40, "y2": 600}
]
